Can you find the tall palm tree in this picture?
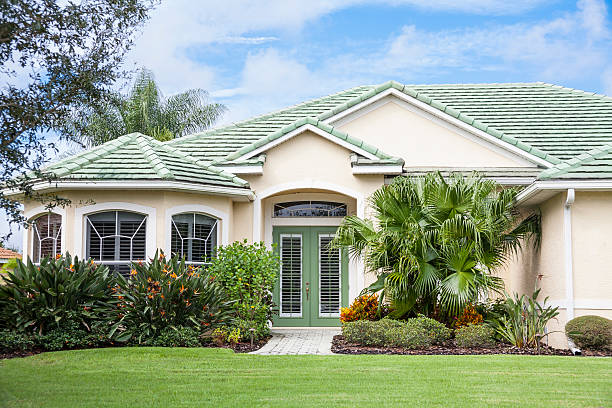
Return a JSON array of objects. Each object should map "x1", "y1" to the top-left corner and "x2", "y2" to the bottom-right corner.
[
  {"x1": 333, "y1": 172, "x2": 540, "y2": 318},
  {"x1": 70, "y1": 68, "x2": 226, "y2": 146}
]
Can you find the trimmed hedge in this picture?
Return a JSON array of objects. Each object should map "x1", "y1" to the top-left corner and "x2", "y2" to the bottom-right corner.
[
  {"x1": 566, "y1": 315, "x2": 611, "y2": 351},
  {"x1": 455, "y1": 324, "x2": 496, "y2": 348},
  {"x1": 342, "y1": 316, "x2": 451, "y2": 349}
]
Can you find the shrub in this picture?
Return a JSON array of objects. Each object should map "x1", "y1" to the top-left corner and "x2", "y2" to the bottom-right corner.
[
  {"x1": 36, "y1": 320, "x2": 108, "y2": 351},
  {"x1": 0, "y1": 329, "x2": 35, "y2": 352},
  {"x1": 492, "y1": 290, "x2": 559, "y2": 349},
  {"x1": 452, "y1": 304, "x2": 484, "y2": 329},
  {"x1": 0, "y1": 254, "x2": 115, "y2": 335},
  {"x1": 208, "y1": 241, "x2": 279, "y2": 341},
  {"x1": 211, "y1": 327, "x2": 241, "y2": 346},
  {"x1": 340, "y1": 294, "x2": 383, "y2": 323},
  {"x1": 106, "y1": 252, "x2": 233, "y2": 344},
  {"x1": 565, "y1": 315, "x2": 612, "y2": 351},
  {"x1": 455, "y1": 324, "x2": 496, "y2": 348},
  {"x1": 342, "y1": 316, "x2": 451, "y2": 349},
  {"x1": 151, "y1": 326, "x2": 202, "y2": 347}
]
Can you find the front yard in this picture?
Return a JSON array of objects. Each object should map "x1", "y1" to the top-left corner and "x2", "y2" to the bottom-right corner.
[{"x1": 1, "y1": 348, "x2": 610, "y2": 407}]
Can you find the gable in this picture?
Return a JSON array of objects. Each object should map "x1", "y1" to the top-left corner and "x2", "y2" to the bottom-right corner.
[{"x1": 335, "y1": 95, "x2": 538, "y2": 168}]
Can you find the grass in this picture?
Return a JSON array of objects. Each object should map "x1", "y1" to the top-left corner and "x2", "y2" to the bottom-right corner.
[{"x1": 0, "y1": 348, "x2": 610, "y2": 407}]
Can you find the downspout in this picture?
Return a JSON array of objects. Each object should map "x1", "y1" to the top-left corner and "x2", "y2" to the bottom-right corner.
[{"x1": 563, "y1": 189, "x2": 581, "y2": 355}]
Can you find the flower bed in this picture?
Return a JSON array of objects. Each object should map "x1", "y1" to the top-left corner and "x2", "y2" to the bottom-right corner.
[{"x1": 332, "y1": 335, "x2": 611, "y2": 356}]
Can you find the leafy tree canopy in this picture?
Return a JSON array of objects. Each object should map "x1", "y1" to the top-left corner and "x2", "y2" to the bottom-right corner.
[{"x1": 0, "y1": 0, "x2": 157, "y2": 238}]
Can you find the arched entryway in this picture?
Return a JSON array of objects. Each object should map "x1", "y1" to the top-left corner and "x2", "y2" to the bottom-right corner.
[{"x1": 258, "y1": 189, "x2": 360, "y2": 327}]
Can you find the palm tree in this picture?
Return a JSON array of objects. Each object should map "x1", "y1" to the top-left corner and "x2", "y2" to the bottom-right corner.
[
  {"x1": 333, "y1": 172, "x2": 540, "y2": 318},
  {"x1": 70, "y1": 68, "x2": 226, "y2": 146}
]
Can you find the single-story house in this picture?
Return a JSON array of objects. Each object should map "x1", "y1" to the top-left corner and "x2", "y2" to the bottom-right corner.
[{"x1": 12, "y1": 81, "x2": 612, "y2": 347}]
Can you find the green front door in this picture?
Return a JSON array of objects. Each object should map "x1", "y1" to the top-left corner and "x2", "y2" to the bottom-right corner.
[{"x1": 272, "y1": 226, "x2": 348, "y2": 327}]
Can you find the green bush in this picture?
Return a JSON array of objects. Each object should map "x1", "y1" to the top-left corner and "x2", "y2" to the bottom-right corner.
[
  {"x1": 150, "y1": 326, "x2": 202, "y2": 347},
  {"x1": 208, "y1": 241, "x2": 279, "y2": 341},
  {"x1": 106, "y1": 252, "x2": 233, "y2": 344},
  {"x1": 492, "y1": 290, "x2": 559, "y2": 349},
  {"x1": 565, "y1": 315, "x2": 612, "y2": 351},
  {"x1": 0, "y1": 254, "x2": 115, "y2": 334},
  {"x1": 342, "y1": 316, "x2": 451, "y2": 349},
  {"x1": 455, "y1": 324, "x2": 496, "y2": 348},
  {"x1": 0, "y1": 329, "x2": 35, "y2": 352},
  {"x1": 36, "y1": 320, "x2": 108, "y2": 351}
]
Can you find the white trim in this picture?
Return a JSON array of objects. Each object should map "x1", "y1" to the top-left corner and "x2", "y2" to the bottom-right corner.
[
  {"x1": 23, "y1": 206, "x2": 67, "y2": 261},
  {"x1": 516, "y1": 180, "x2": 612, "y2": 205},
  {"x1": 73, "y1": 202, "x2": 156, "y2": 259},
  {"x1": 164, "y1": 204, "x2": 229, "y2": 255},
  {"x1": 549, "y1": 299, "x2": 612, "y2": 310},
  {"x1": 8, "y1": 181, "x2": 254, "y2": 201},
  {"x1": 279, "y1": 233, "x2": 303, "y2": 318},
  {"x1": 564, "y1": 189, "x2": 575, "y2": 321},
  {"x1": 326, "y1": 90, "x2": 552, "y2": 168},
  {"x1": 216, "y1": 165, "x2": 263, "y2": 175},
  {"x1": 236, "y1": 124, "x2": 381, "y2": 162},
  {"x1": 352, "y1": 165, "x2": 403, "y2": 175},
  {"x1": 254, "y1": 181, "x2": 365, "y2": 301}
]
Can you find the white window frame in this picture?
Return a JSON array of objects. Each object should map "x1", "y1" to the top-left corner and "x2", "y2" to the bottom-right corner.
[
  {"x1": 85, "y1": 210, "x2": 147, "y2": 268},
  {"x1": 74, "y1": 202, "x2": 156, "y2": 260},
  {"x1": 164, "y1": 205, "x2": 228, "y2": 258},
  {"x1": 23, "y1": 206, "x2": 66, "y2": 263},
  {"x1": 170, "y1": 212, "x2": 219, "y2": 265}
]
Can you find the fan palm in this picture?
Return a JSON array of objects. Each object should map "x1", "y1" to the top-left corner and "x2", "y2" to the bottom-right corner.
[
  {"x1": 70, "y1": 68, "x2": 226, "y2": 146},
  {"x1": 333, "y1": 172, "x2": 540, "y2": 318}
]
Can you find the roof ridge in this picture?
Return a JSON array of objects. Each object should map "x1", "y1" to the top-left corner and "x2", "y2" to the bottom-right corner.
[
  {"x1": 406, "y1": 81, "x2": 549, "y2": 87},
  {"x1": 219, "y1": 116, "x2": 403, "y2": 164},
  {"x1": 535, "y1": 82, "x2": 612, "y2": 102},
  {"x1": 44, "y1": 133, "x2": 138, "y2": 177},
  {"x1": 538, "y1": 141, "x2": 612, "y2": 179},
  {"x1": 166, "y1": 84, "x2": 374, "y2": 145},
  {"x1": 133, "y1": 134, "x2": 174, "y2": 180},
  {"x1": 151, "y1": 137, "x2": 250, "y2": 187}
]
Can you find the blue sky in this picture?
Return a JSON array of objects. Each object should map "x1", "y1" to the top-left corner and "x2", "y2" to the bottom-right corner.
[{"x1": 2, "y1": 0, "x2": 612, "y2": 248}]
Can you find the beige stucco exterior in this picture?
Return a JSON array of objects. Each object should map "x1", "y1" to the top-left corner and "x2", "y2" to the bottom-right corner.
[
  {"x1": 19, "y1": 98, "x2": 612, "y2": 340},
  {"x1": 336, "y1": 97, "x2": 537, "y2": 168}
]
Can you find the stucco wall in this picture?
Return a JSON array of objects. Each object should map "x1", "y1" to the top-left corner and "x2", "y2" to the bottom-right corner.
[
  {"x1": 23, "y1": 190, "x2": 234, "y2": 260},
  {"x1": 337, "y1": 97, "x2": 536, "y2": 168}
]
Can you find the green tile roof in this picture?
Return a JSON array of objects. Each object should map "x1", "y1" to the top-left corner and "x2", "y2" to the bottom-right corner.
[
  {"x1": 538, "y1": 142, "x2": 612, "y2": 180},
  {"x1": 42, "y1": 133, "x2": 249, "y2": 188},
  {"x1": 169, "y1": 81, "x2": 612, "y2": 166}
]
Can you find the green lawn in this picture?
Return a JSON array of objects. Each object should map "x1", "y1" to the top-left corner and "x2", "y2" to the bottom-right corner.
[{"x1": 0, "y1": 348, "x2": 610, "y2": 407}]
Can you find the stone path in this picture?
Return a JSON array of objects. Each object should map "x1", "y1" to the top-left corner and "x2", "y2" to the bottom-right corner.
[{"x1": 250, "y1": 327, "x2": 340, "y2": 355}]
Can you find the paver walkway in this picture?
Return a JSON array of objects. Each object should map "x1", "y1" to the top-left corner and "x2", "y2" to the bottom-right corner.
[{"x1": 251, "y1": 327, "x2": 340, "y2": 355}]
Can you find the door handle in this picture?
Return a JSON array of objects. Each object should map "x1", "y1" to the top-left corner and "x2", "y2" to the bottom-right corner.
[{"x1": 305, "y1": 282, "x2": 310, "y2": 300}]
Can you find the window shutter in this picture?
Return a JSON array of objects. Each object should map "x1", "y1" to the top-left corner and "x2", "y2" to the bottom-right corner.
[
  {"x1": 280, "y1": 234, "x2": 302, "y2": 317},
  {"x1": 319, "y1": 234, "x2": 341, "y2": 317}
]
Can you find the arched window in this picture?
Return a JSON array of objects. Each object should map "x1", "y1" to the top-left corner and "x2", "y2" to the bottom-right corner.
[
  {"x1": 31, "y1": 213, "x2": 62, "y2": 263},
  {"x1": 171, "y1": 213, "x2": 218, "y2": 264},
  {"x1": 273, "y1": 201, "x2": 347, "y2": 217},
  {"x1": 85, "y1": 211, "x2": 146, "y2": 275}
]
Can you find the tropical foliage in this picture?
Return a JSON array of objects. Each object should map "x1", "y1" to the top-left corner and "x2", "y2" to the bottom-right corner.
[
  {"x1": 333, "y1": 172, "x2": 540, "y2": 317},
  {"x1": 208, "y1": 241, "x2": 279, "y2": 341},
  {"x1": 107, "y1": 252, "x2": 233, "y2": 344},
  {"x1": 492, "y1": 289, "x2": 559, "y2": 349},
  {"x1": 0, "y1": 254, "x2": 115, "y2": 335},
  {"x1": 71, "y1": 68, "x2": 227, "y2": 146},
  {"x1": 340, "y1": 294, "x2": 384, "y2": 323}
]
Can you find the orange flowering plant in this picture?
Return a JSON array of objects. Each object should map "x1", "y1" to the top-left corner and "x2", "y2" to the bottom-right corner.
[
  {"x1": 340, "y1": 294, "x2": 384, "y2": 323},
  {"x1": 452, "y1": 303, "x2": 484, "y2": 329},
  {"x1": 107, "y1": 251, "x2": 234, "y2": 344}
]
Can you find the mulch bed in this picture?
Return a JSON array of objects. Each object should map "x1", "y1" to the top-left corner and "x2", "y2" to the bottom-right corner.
[
  {"x1": 0, "y1": 337, "x2": 271, "y2": 360},
  {"x1": 332, "y1": 335, "x2": 611, "y2": 357}
]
